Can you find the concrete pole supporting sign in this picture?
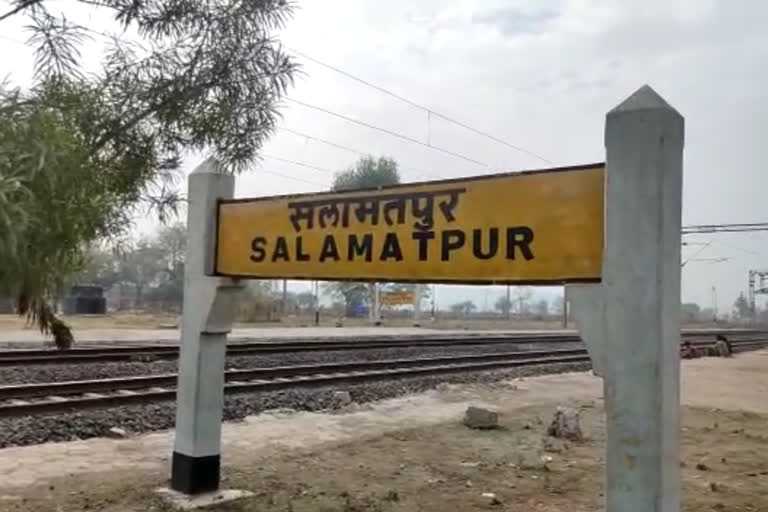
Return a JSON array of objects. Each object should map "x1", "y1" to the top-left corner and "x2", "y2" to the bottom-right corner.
[
  {"x1": 571, "y1": 85, "x2": 684, "y2": 511},
  {"x1": 567, "y1": 283, "x2": 606, "y2": 376},
  {"x1": 171, "y1": 159, "x2": 244, "y2": 496}
]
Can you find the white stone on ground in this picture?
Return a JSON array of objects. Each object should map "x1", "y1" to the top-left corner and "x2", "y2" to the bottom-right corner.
[{"x1": 106, "y1": 427, "x2": 128, "y2": 439}]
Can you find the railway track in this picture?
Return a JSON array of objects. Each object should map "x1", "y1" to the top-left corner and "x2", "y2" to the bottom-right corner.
[
  {"x1": 0, "y1": 339, "x2": 766, "y2": 418},
  {"x1": 0, "y1": 330, "x2": 764, "y2": 366},
  {"x1": 0, "y1": 333, "x2": 583, "y2": 366},
  {"x1": 0, "y1": 348, "x2": 591, "y2": 418}
]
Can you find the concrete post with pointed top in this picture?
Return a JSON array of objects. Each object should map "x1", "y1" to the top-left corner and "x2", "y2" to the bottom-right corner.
[
  {"x1": 171, "y1": 159, "x2": 244, "y2": 495},
  {"x1": 602, "y1": 85, "x2": 684, "y2": 511}
]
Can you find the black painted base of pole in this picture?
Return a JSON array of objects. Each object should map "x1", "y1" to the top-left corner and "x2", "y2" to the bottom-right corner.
[{"x1": 171, "y1": 452, "x2": 221, "y2": 495}]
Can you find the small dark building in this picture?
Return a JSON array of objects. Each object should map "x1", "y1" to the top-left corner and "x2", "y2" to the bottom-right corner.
[
  {"x1": 62, "y1": 285, "x2": 107, "y2": 315},
  {"x1": 0, "y1": 297, "x2": 14, "y2": 314}
]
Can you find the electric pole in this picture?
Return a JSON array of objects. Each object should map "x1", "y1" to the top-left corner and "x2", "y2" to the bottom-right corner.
[
  {"x1": 505, "y1": 285, "x2": 511, "y2": 320},
  {"x1": 281, "y1": 279, "x2": 287, "y2": 318},
  {"x1": 562, "y1": 287, "x2": 568, "y2": 328}
]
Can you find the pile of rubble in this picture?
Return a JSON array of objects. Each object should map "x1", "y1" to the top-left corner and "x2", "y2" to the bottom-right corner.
[{"x1": 681, "y1": 336, "x2": 732, "y2": 359}]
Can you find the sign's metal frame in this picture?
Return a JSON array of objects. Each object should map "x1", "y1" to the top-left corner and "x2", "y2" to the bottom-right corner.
[{"x1": 211, "y1": 162, "x2": 605, "y2": 286}]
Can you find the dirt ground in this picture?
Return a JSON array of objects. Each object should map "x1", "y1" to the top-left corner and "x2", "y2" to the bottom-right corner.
[
  {"x1": 1, "y1": 353, "x2": 767, "y2": 511},
  {"x1": 0, "y1": 312, "x2": 567, "y2": 331},
  {"x1": 0, "y1": 313, "x2": 179, "y2": 331},
  {"x1": 0, "y1": 313, "x2": 573, "y2": 335},
  {"x1": 0, "y1": 313, "x2": 731, "y2": 332}
]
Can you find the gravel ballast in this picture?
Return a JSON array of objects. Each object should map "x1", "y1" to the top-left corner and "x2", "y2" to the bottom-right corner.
[
  {"x1": 0, "y1": 361, "x2": 590, "y2": 448},
  {"x1": 0, "y1": 342, "x2": 578, "y2": 385}
]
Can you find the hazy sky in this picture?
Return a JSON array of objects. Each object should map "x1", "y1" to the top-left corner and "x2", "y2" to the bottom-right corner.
[{"x1": 2, "y1": 0, "x2": 767, "y2": 314}]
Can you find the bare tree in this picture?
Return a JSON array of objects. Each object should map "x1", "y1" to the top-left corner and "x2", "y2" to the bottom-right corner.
[
  {"x1": 511, "y1": 286, "x2": 533, "y2": 315},
  {"x1": 551, "y1": 295, "x2": 565, "y2": 315},
  {"x1": 450, "y1": 300, "x2": 476, "y2": 316}
]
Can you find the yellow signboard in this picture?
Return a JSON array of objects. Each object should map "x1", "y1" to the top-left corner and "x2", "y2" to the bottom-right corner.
[
  {"x1": 214, "y1": 164, "x2": 604, "y2": 284},
  {"x1": 381, "y1": 291, "x2": 415, "y2": 305}
]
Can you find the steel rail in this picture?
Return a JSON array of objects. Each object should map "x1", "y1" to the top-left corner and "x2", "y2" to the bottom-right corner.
[
  {"x1": 0, "y1": 334, "x2": 584, "y2": 366},
  {"x1": 0, "y1": 330, "x2": 764, "y2": 366},
  {"x1": 0, "y1": 352, "x2": 592, "y2": 417},
  {"x1": 1, "y1": 339, "x2": 765, "y2": 418},
  {"x1": 0, "y1": 348, "x2": 589, "y2": 400}
]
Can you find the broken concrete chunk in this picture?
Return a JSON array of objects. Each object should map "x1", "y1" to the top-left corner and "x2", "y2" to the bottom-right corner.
[
  {"x1": 331, "y1": 390, "x2": 352, "y2": 408},
  {"x1": 715, "y1": 338, "x2": 732, "y2": 357},
  {"x1": 463, "y1": 406, "x2": 499, "y2": 429},
  {"x1": 547, "y1": 407, "x2": 583, "y2": 441}
]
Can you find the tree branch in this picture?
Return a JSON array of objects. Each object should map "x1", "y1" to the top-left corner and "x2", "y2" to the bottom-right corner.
[
  {"x1": 0, "y1": 0, "x2": 43, "y2": 22},
  {"x1": 91, "y1": 72, "x2": 220, "y2": 152}
]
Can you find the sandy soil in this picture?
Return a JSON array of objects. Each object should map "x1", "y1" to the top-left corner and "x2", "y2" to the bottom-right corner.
[
  {"x1": 0, "y1": 352, "x2": 766, "y2": 511},
  {"x1": 0, "y1": 314, "x2": 569, "y2": 332},
  {"x1": 0, "y1": 313, "x2": 179, "y2": 330},
  {"x1": 0, "y1": 313, "x2": 732, "y2": 337},
  {"x1": 0, "y1": 326, "x2": 580, "y2": 345}
]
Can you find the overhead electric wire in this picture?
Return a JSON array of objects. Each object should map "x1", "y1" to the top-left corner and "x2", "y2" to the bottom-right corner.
[
  {"x1": 286, "y1": 98, "x2": 488, "y2": 167},
  {"x1": 281, "y1": 127, "x2": 362, "y2": 156},
  {"x1": 0, "y1": 34, "x2": 26, "y2": 46},
  {"x1": 286, "y1": 47, "x2": 553, "y2": 165},
  {"x1": 681, "y1": 241, "x2": 711, "y2": 268},
  {"x1": 261, "y1": 153, "x2": 334, "y2": 175},
  {"x1": 257, "y1": 167, "x2": 326, "y2": 187},
  {"x1": 279, "y1": 127, "x2": 442, "y2": 179},
  {"x1": 682, "y1": 223, "x2": 768, "y2": 234},
  {"x1": 709, "y1": 239, "x2": 761, "y2": 256},
  {"x1": 687, "y1": 257, "x2": 732, "y2": 263}
]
